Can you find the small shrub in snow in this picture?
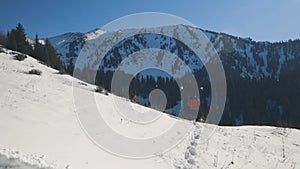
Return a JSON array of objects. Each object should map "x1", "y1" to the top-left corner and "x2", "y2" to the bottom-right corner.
[
  {"x1": 28, "y1": 69, "x2": 42, "y2": 75},
  {"x1": 58, "y1": 68, "x2": 67, "y2": 75},
  {"x1": 15, "y1": 54, "x2": 27, "y2": 61},
  {"x1": 96, "y1": 85, "x2": 104, "y2": 93},
  {"x1": 95, "y1": 85, "x2": 108, "y2": 95},
  {"x1": 9, "y1": 51, "x2": 17, "y2": 55},
  {"x1": 78, "y1": 82, "x2": 87, "y2": 86},
  {"x1": 129, "y1": 94, "x2": 137, "y2": 103}
]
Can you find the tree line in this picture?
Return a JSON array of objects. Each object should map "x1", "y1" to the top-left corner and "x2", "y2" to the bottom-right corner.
[{"x1": 0, "y1": 23, "x2": 73, "y2": 74}]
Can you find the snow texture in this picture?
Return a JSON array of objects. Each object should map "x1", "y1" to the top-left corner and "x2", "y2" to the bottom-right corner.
[{"x1": 0, "y1": 48, "x2": 299, "y2": 169}]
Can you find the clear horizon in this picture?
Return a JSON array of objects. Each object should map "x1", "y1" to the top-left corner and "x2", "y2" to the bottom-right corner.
[{"x1": 1, "y1": 0, "x2": 300, "y2": 42}]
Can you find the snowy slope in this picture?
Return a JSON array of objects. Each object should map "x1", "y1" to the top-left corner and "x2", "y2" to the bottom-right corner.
[
  {"x1": 0, "y1": 48, "x2": 172, "y2": 169},
  {"x1": 0, "y1": 48, "x2": 300, "y2": 169}
]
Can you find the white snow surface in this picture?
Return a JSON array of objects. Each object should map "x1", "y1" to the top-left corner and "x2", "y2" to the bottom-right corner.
[
  {"x1": 0, "y1": 48, "x2": 300, "y2": 169},
  {"x1": 85, "y1": 28, "x2": 106, "y2": 40}
]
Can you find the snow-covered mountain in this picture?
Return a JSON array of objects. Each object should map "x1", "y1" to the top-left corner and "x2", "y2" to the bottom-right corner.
[
  {"x1": 48, "y1": 29, "x2": 105, "y2": 66},
  {"x1": 1, "y1": 47, "x2": 300, "y2": 169},
  {"x1": 45, "y1": 25, "x2": 300, "y2": 129},
  {"x1": 48, "y1": 25, "x2": 300, "y2": 79}
]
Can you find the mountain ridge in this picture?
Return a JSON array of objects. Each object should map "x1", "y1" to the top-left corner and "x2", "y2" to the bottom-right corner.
[
  {"x1": 28, "y1": 24, "x2": 300, "y2": 129},
  {"x1": 45, "y1": 24, "x2": 300, "y2": 79}
]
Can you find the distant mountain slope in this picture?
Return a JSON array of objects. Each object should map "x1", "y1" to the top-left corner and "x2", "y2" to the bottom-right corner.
[
  {"x1": 48, "y1": 25, "x2": 300, "y2": 79},
  {"x1": 46, "y1": 25, "x2": 300, "y2": 129},
  {"x1": 48, "y1": 29, "x2": 105, "y2": 66}
]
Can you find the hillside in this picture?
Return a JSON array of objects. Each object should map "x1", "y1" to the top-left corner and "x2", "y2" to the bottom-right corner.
[
  {"x1": 46, "y1": 25, "x2": 300, "y2": 128},
  {"x1": 0, "y1": 47, "x2": 300, "y2": 169},
  {"x1": 48, "y1": 25, "x2": 300, "y2": 79}
]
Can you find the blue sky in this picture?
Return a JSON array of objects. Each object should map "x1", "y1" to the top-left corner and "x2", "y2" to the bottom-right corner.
[{"x1": 1, "y1": 0, "x2": 299, "y2": 42}]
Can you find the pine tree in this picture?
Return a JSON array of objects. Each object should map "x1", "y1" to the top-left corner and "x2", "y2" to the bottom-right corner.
[
  {"x1": 14, "y1": 23, "x2": 32, "y2": 55},
  {"x1": 6, "y1": 31, "x2": 17, "y2": 50},
  {"x1": 66, "y1": 59, "x2": 74, "y2": 75},
  {"x1": 0, "y1": 31, "x2": 5, "y2": 45},
  {"x1": 44, "y1": 38, "x2": 63, "y2": 70},
  {"x1": 4, "y1": 24, "x2": 65, "y2": 73},
  {"x1": 5, "y1": 23, "x2": 32, "y2": 55},
  {"x1": 33, "y1": 34, "x2": 44, "y2": 61}
]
